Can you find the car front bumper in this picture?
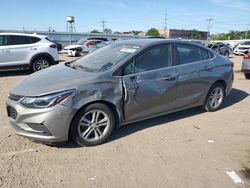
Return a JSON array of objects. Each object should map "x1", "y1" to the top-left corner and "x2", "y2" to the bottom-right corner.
[
  {"x1": 62, "y1": 49, "x2": 79, "y2": 56},
  {"x1": 6, "y1": 98, "x2": 77, "y2": 143},
  {"x1": 234, "y1": 49, "x2": 249, "y2": 55}
]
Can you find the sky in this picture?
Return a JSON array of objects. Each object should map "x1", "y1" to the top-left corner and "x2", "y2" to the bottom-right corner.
[{"x1": 0, "y1": 0, "x2": 249, "y2": 34}]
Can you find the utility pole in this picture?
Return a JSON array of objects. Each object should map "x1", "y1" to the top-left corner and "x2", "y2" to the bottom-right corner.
[
  {"x1": 206, "y1": 17, "x2": 214, "y2": 40},
  {"x1": 101, "y1": 19, "x2": 106, "y2": 32},
  {"x1": 245, "y1": 23, "x2": 249, "y2": 39},
  {"x1": 163, "y1": 9, "x2": 168, "y2": 38}
]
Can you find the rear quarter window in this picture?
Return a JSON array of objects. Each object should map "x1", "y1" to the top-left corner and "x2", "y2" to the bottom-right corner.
[{"x1": 30, "y1": 37, "x2": 41, "y2": 43}]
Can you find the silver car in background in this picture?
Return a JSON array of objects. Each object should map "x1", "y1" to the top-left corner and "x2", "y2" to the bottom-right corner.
[
  {"x1": 6, "y1": 39, "x2": 234, "y2": 146},
  {"x1": 242, "y1": 52, "x2": 250, "y2": 79}
]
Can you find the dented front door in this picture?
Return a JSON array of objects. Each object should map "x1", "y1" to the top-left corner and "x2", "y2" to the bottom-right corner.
[{"x1": 122, "y1": 67, "x2": 177, "y2": 122}]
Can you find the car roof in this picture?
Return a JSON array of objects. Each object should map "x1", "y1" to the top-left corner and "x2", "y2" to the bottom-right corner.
[
  {"x1": 86, "y1": 39, "x2": 103, "y2": 42},
  {"x1": 113, "y1": 38, "x2": 205, "y2": 47},
  {"x1": 0, "y1": 33, "x2": 46, "y2": 38}
]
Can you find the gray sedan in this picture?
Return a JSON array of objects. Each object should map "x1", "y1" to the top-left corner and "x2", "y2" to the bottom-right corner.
[{"x1": 6, "y1": 39, "x2": 234, "y2": 146}]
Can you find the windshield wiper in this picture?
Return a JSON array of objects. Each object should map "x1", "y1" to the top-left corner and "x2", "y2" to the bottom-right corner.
[{"x1": 65, "y1": 62, "x2": 76, "y2": 69}]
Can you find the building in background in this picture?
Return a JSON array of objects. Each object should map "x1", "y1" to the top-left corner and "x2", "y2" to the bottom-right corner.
[{"x1": 158, "y1": 28, "x2": 208, "y2": 40}]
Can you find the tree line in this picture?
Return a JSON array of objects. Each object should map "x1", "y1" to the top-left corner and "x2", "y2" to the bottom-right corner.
[{"x1": 210, "y1": 30, "x2": 250, "y2": 40}]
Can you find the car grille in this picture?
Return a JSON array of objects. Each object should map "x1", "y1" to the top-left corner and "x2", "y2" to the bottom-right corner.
[
  {"x1": 8, "y1": 93, "x2": 23, "y2": 101},
  {"x1": 7, "y1": 106, "x2": 18, "y2": 119}
]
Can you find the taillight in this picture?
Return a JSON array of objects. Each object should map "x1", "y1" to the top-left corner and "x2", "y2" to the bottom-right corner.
[
  {"x1": 243, "y1": 54, "x2": 250, "y2": 60},
  {"x1": 230, "y1": 61, "x2": 234, "y2": 68},
  {"x1": 49, "y1": 44, "x2": 57, "y2": 49}
]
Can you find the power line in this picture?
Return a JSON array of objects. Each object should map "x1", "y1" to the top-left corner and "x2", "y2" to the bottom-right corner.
[{"x1": 101, "y1": 19, "x2": 106, "y2": 32}]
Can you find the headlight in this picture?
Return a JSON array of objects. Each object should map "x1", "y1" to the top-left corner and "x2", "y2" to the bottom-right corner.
[{"x1": 21, "y1": 89, "x2": 75, "y2": 109}]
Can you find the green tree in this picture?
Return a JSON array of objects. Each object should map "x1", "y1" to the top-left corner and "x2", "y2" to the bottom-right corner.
[
  {"x1": 210, "y1": 30, "x2": 250, "y2": 40},
  {"x1": 146, "y1": 28, "x2": 160, "y2": 36},
  {"x1": 114, "y1": 31, "x2": 121, "y2": 34},
  {"x1": 191, "y1": 29, "x2": 200, "y2": 39},
  {"x1": 103, "y1": 28, "x2": 112, "y2": 34},
  {"x1": 90, "y1": 29, "x2": 101, "y2": 33}
]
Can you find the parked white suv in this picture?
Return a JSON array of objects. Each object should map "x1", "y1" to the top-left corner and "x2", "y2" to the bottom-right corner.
[
  {"x1": 0, "y1": 33, "x2": 59, "y2": 71},
  {"x1": 234, "y1": 41, "x2": 250, "y2": 55}
]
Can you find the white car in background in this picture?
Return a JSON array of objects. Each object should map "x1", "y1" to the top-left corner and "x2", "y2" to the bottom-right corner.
[
  {"x1": 62, "y1": 39, "x2": 103, "y2": 56},
  {"x1": 0, "y1": 33, "x2": 59, "y2": 72},
  {"x1": 234, "y1": 41, "x2": 250, "y2": 55}
]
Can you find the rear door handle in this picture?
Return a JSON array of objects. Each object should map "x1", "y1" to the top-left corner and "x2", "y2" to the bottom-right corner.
[
  {"x1": 163, "y1": 74, "x2": 177, "y2": 81},
  {"x1": 201, "y1": 66, "x2": 211, "y2": 71}
]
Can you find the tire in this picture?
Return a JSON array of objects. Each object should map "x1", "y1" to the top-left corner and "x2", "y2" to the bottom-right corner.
[
  {"x1": 70, "y1": 103, "x2": 115, "y2": 146},
  {"x1": 224, "y1": 51, "x2": 229, "y2": 57},
  {"x1": 202, "y1": 83, "x2": 225, "y2": 112},
  {"x1": 245, "y1": 73, "x2": 250, "y2": 79},
  {"x1": 32, "y1": 56, "x2": 51, "y2": 72}
]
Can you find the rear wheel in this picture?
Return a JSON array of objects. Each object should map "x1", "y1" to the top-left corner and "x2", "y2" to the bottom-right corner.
[
  {"x1": 32, "y1": 56, "x2": 51, "y2": 72},
  {"x1": 203, "y1": 83, "x2": 225, "y2": 112},
  {"x1": 245, "y1": 73, "x2": 250, "y2": 79},
  {"x1": 70, "y1": 103, "x2": 115, "y2": 146}
]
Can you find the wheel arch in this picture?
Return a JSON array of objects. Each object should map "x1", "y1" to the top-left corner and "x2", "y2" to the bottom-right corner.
[
  {"x1": 68, "y1": 100, "x2": 122, "y2": 139},
  {"x1": 29, "y1": 53, "x2": 54, "y2": 66},
  {"x1": 213, "y1": 79, "x2": 227, "y2": 90}
]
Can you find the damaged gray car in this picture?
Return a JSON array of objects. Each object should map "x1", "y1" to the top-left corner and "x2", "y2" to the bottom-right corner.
[{"x1": 6, "y1": 39, "x2": 234, "y2": 146}]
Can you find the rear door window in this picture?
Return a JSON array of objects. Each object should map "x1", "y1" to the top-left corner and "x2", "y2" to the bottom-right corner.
[
  {"x1": 177, "y1": 44, "x2": 210, "y2": 65},
  {"x1": 0, "y1": 35, "x2": 6, "y2": 46},
  {"x1": 6, "y1": 35, "x2": 38, "y2": 45}
]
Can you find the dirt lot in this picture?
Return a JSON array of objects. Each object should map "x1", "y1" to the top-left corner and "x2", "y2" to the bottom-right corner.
[{"x1": 0, "y1": 55, "x2": 249, "y2": 188}]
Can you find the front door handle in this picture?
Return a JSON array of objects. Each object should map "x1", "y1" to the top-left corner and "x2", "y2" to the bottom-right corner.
[
  {"x1": 2, "y1": 50, "x2": 10, "y2": 53},
  {"x1": 163, "y1": 75, "x2": 177, "y2": 81},
  {"x1": 129, "y1": 75, "x2": 137, "y2": 80}
]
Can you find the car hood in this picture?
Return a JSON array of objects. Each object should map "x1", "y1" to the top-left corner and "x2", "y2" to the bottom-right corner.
[
  {"x1": 64, "y1": 45, "x2": 83, "y2": 50},
  {"x1": 10, "y1": 64, "x2": 98, "y2": 96},
  {"x1": 238, "y1": 45, "x2": 250, "y2": 48}
]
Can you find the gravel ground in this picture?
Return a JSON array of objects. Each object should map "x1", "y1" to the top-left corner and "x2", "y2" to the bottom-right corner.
[{"x1": 0, "y1": 55, "x2": 249, "y2": 188}]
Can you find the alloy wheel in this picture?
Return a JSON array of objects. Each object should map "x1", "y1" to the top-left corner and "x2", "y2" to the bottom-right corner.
[
  {"x1": 33, "y1": 59, "x2": 50, "y2": 71},
  {"x1": 208, "y1": 87, "x2": 224, "y2": 109},
  {"x1": 78, "y1": 110, "x2": 111, "y2": 142}
]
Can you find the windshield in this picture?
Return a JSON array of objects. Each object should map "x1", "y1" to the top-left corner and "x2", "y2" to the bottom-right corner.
[
  {"x1": 76, "y1": 38, "x2": 87, "y2": 45},
  {"x1": 72, "y1": 43, "x2": 141, "y2": 72},
  {"x1": 242, "y1": 41, "x2": 250, "y2": 45}
]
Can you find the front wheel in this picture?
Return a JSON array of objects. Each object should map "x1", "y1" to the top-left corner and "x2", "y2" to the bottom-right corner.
[
  {"x1": 70, "y1": 103, "x2": 115, "y2": 146},
  {"x1": 203, "y1": 83, "x2": 225, "y2": 112},
  {"x1": 245, "y1": 73, "x2": 250, "y2": 79},
  {"x1": 32, "y1": 57, "x2": 51, "y2": 72}
]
